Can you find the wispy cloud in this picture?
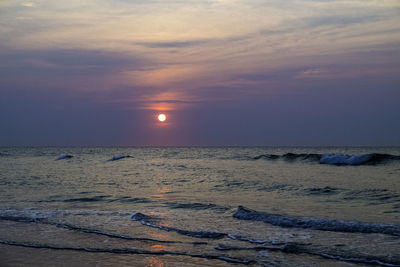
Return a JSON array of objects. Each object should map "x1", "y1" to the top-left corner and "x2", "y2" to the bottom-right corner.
[{"x1": 136, "y1": 39, "x2": 211, "y2": 49}]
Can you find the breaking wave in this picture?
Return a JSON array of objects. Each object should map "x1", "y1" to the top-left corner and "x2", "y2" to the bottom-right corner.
[
  {"x1": 131, "y1": 212, "x2": 227, "y2": 239},
  {"x1": 233, "y1": 206, "x2": 400, "y2": 236},
  {"x1": 252, "y1": 153, "x2": 400, "y2": 165},
  {"x1": 215, "y1": 243, "x2": 400, "y2": 267},
  {"x1": 0, "y1": 240, "x2": 254, "y2": 265},
  {"x1": 130, "y1": 211, "x2": 400, "y2": 266},
  {"x1": 0, "y1": 215, "x2": 201, "y2": 244},
  {"x1": 56, "y1": 155, "x2": 73, "y2": 160},
  {"x1": 107, "y1": 155, "x2": 133, "y2": 162},
  {"x1": 2, "y1": 212, "x2": 399, "y2": 266}
]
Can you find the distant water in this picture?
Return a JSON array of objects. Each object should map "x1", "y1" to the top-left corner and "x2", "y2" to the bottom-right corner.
[{"x1": 0, "y1": 147, "x2": 399, "y2": 266}]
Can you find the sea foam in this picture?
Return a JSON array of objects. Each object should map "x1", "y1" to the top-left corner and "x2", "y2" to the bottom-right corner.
[{"x1": 252, "y1": 153, "x2": 400, "y2": 165}]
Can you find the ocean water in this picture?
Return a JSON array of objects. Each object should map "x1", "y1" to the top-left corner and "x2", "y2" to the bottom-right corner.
[{"x1": 0, "y1": 147, "x2": 399, "y2": 267}]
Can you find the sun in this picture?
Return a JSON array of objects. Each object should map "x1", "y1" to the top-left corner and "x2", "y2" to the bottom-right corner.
[{"x1": 157, "y1": 113, "x2": 167, "y2": 122}]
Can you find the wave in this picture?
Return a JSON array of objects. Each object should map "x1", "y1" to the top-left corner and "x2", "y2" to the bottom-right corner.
[
  {"x1": 253, "y1": 153, "x2": 320, "y2": 161},
  {"x1": 117, "y1": 197, "x2": 152, "y2": 203},
  {"x1": 2, "y1": 239, "x2": 398, "y2": 267},
  {"x1": 3, "y1": 212, "x2": 398, "y2": 266},
  {"x1": 257, "y1": 185, "x2": 400, "y2": 208},
  {"x1": 131, "y1": 212, "x2": 227, "y2": 239},
  {"x1": 233, "y1": 206, "x2": 400, "y2": 236},
  {"x1": 62, "y1": 195, "x2": 110, "y2": 202},
  {"x1": 343, "y1": 189, "x2": 400, "y2": 204},
  {"x1": 215, "y1": 243, "x2": 400, "y2": 267},
  {"x1": 131, "y1": 211, "x2": 400, "y2": 266},
  {"x1": 252, "y1": 153, "x2": 400, "y2": 165},
  {"x1": 40, "y1": 196, "x2": 153, "y2": 204},
  {"x1": 0, "y1": 215, "x2": 201, "y2": 244},
  {"x1": 319, "y1": 153, "x2": 400, "y2": 165},
  {"x1": 163, "y1": 202, "x2": 230, "y2": 212},
  {"x1": 107, "y1": 155, "x2": 132, "y2": 162},
  {"x1": 0, "y1": 240, "x2": 254, "y2": 265},
  {"x1": 131, "y1": 212, "x2": 281, "y2": 243},
  {"x1": 303, "y1": 186, "x2": 341, "y2": 195},
  {"x1": 56, "y1": 154, "x2": 73, "y2": 160}
]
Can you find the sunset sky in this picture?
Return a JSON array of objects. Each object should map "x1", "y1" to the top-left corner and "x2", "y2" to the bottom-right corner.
[{"x1": 1, "y1": 0, "x2": 399, "y2": 146}]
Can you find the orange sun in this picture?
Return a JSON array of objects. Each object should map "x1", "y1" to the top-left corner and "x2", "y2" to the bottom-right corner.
[{"x1": 157, "y1": 113, "x2": 167, "y2": 122}]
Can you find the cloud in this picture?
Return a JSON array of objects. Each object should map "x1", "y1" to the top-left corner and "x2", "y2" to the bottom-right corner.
[
  {"x1": 304, "y1": 14, "x2": 384, "y2": 28},
  {"x1": 136, "y1": 39, "x2": 211, "y2": 48},
  {"x1": 21, "y1": 2, "x2": 36, "y2": 7},
  {"x1": 295, "y1": 68, "x2": 332, "y2": 79},
  {"x1": 235, "y1": 69, "x2": 298, "y2": 82},
  {"x1": 0, "y1": 48, "x2": 151, "y2": 76}
]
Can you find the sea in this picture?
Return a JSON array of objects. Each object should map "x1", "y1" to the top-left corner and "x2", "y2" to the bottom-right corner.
[{"x1": 0, "y1": 147, "x2": 399, "y2": 267}]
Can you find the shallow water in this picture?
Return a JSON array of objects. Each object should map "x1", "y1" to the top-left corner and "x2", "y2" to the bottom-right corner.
[{"x1": 0, "y1": 147, "x2": 399, "y2": 266}]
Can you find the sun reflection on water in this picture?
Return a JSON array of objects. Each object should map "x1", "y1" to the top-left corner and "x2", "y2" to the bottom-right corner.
[
  {"x1": 143, "y1": 211, "x2": 175, "y2": 266},
  {"x1": 146, "y1": 256, "x2": 167, "y2": 267},
  {"x1": 151, "y1": 187, "x2": 171, "y2": 198}
]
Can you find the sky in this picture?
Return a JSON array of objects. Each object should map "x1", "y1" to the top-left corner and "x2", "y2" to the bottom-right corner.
[{"x1": 0, "y1": 0, "x2": 399, "y2": 146}]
